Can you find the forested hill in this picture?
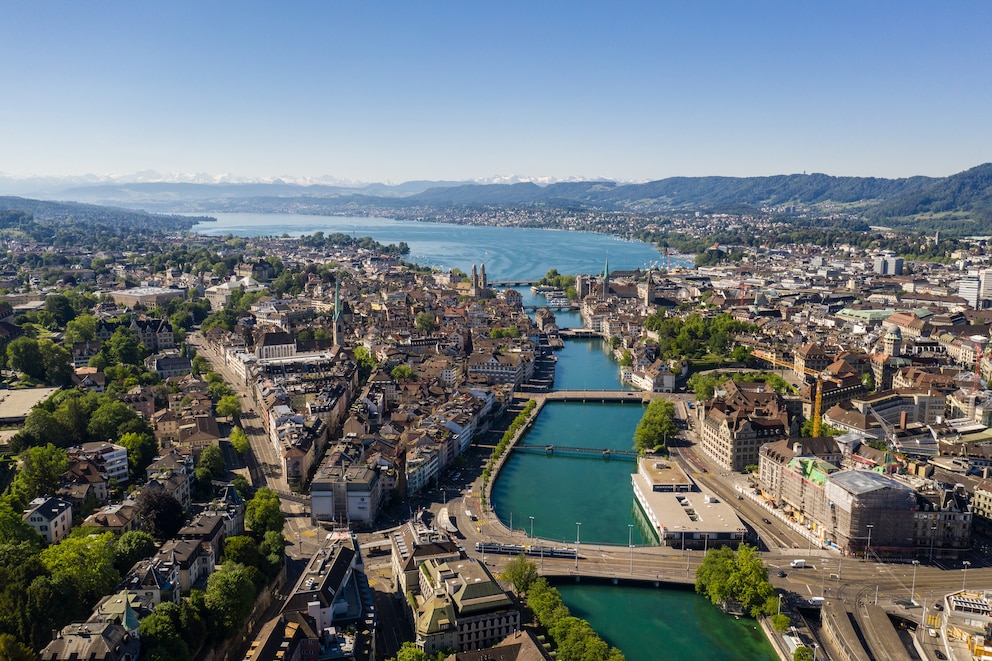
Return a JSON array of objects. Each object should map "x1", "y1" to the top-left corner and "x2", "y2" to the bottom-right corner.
[{"x1": 0, "y1": 196, "x2": 211, "y2": 231}]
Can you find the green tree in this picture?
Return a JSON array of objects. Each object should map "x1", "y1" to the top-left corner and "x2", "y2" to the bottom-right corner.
[
  {"x1": 771, "y1": 613, "x2": 790, "y2": 633},
  {"x1": 222, "y1": 535, "x2": 262, "y2": 569},
  {"x1": 87, "y1": 400, "x2": 139, "y2": 441},
  {"x1": 794, "y1": 647, "x2": 814, "y2": 661},
  {"x1": 45, "y1": 293, "x2": 76, "y2": 327},
  {"x1": 39, "y1": 532, "x2": 120, "y2": 603},
  {"x1": 118, "y1": 431, "x2": 158, "y2": 480},
  {"x1": 500, "y1": 554, "x2": 539, "y2": 594},
  {"x1": 39, "y1": 338, "x2": 72, "y2": 386},
  {"x1": 232, "y1": 474, "x2": 251, "y2": 500},
  {"x1": 415, "y1": 312, "x2": 437, "y2": 333},
  {"x1": 114, "y1": 530, "x2": 157, "y2": 573},
  {"x1": 204, "y1": 562, "x2": 256, "y2": 634},
  {"x1": 64, "y1": 313, "x2": 98, "y2": 344},
  {"x1": 198, "y1": 444, "x2": 226, "y2": 478},
  {"x1": 216, "y1": 394, "x2": 242, "y2": 419},
  {"x1": 0, "y1": 633, "x2": 35, "y2": 661},
  {"x1": 245, "y1": 487, "x2": 284, "y2": 536},
  {"x1": 230, "y1": 426, "x2": 251, "y2": 454},
  {"x1": 390, "y1": 364, "x2": 415, "y2": 380},
  {"x1": 13, "y1": 408, "x2": 70, "y2": 451},
  {"x1": 6, "y1": 337, "x2": 44, "y2": 380},
  {"x1": 106, "y1": 327, "x2": 146, "y2": 365},
  {"x1": 695, "y1": 544, "x2": 775, "y2": 618},
  {"x1": 139, "y1": 603, "x2": 192, "y2": 661},
  {"x1": 632, "y1": 399, "x2": 678, "y2": 452},
  {"x1": 10, "y1": 444, "x2": 68, "y2": 506}
]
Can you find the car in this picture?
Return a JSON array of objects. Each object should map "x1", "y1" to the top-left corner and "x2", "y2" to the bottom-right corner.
[
  {"x1": 777, "y1": 570, "x2": 787, "y2": 578},
  {"x1": 762, "y1": 518, "x2": 772, "y2": 525},
  {"x1": 935, "y1": 650, "x2": 946, "y2": 660},
  {"x1": 932, "y1": 603, "x2": 943, "y2": 611}
]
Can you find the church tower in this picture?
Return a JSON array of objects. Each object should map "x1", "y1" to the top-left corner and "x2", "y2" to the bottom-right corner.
[{"x1": 602, "y1": 254, "x2": 610, "y2": 301}]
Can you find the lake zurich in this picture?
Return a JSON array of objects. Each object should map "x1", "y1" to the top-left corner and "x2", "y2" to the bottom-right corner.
[{"x1": 192, "y1": 212, "x2": 772, "y2": 660}]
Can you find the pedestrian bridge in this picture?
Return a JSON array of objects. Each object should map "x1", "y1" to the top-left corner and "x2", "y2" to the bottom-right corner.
[
  {"x1": 522, "y1": 390, "x2": 652, "y2": 403},
  {"x1": 511, "y1": 444, "x2": 639, "y2": 460}
]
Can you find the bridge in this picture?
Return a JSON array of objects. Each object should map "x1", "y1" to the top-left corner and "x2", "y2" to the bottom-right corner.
[
  {"x1": 512, "y1": 444, "x2": 638, "y2": 460},
  {"x1": 558, "y1": 328, "x2": 601, "y2": 339},
  {"x1": 523, "y1": 304, "x2": 580, "y2": 312},
  {"x1": 489, "y1": 280, "x2": 536, "y2": 287},
  {"x1": 521, "y1": 389, "x2": 652, "y2": 403}
]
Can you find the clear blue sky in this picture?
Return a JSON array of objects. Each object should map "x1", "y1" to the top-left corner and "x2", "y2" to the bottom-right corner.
[{"x1": 1, "y1": 1, "x2": 990, "y2": 183}]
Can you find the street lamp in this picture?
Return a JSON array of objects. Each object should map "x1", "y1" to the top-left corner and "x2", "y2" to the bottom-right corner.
[
  {"x1": 865, "y1": 524, "x2": 874, "y2": 561},
  {"x1": 929, "y1": 524, "x2": 937, "y2": 564},
  {"x1": 575, "y1": 522, "x2": 581, "y2": 570},
  {"x1": 529, "y1": 515, "x2": 534, "y2": 540},
  {"x1": 777, "y1": 593, "x2": 783, "y2": 616},
  {"x1": 963, "y1": 560, "x2": 971, "y2": 591},
  {"x1": 628, "y1": 524, "x2": 634, "y2": 575},
  {"x1": 910, "y1": 560, "x2": 919, "y2": 605},
  {"x1": 820, "y1": 561, "x2": 828, "y2": 597}
]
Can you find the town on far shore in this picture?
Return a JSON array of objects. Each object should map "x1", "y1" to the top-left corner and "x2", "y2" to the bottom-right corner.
[{"x1": 3, "y1": 215, "x2": 992, "y2": 661}]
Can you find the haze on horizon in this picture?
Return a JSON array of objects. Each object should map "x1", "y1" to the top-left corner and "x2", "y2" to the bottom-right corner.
[{"x1": 1, "y1": 2, "x2": 990, "y2": 186}]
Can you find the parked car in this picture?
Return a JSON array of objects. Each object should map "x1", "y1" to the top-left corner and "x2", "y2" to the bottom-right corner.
[
  {"x1": 762, "y1": 518, "x2": 772, "y2": 525},
  {"x1": 777, "y1": 570, "x2": 787, "y2": 578}
]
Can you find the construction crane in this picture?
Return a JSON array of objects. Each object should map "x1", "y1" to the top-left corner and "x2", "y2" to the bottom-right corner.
[{"x1": 752, "y1": 349, "x2": 825, "y2": 437}]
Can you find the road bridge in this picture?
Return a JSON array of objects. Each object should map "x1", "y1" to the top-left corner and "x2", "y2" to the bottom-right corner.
[
  {"x1": 520, "y1": 389, "x2": 653, "y2": 403},
  {"x1": 489, "y1": 280, "x2": 536, "y2": 287},
  {"x1": 523, "y1": 304, "x2": 580, "y2": 312}
]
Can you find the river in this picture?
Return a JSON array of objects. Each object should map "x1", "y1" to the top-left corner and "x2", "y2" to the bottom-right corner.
[{"x1": 191, "y1": 212, "x2": 773, "y2": 661}]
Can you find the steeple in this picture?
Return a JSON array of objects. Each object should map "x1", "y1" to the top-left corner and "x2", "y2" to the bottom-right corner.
[
  {"x1": 602, "y1": 253, "x2": 610, "y2": 301},
  {"x1": 333, "y1": 278, "x2": 341, "y2": 347}
]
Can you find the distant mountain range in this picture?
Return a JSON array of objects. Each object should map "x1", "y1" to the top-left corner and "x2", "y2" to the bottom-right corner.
[{"x1": 2, "y1": 163, "x2": 990, "y2": 234}]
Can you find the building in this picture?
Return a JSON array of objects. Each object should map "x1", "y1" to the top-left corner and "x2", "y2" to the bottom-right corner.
[
  {"x1": 310, "y1": 463, "x2": 382, "y2": 526},
  {"x1": 415, "y1": 557, "x2": 520, "y2": 655},
  {"x1": 697, "y1": 380, "x2": 789, "y2": 472},
  {"x1": 22, "y1": 496, "x2": 73, "y2": 544},
  {"x1": 631, "y1": 457, "x2": 746, "y2": 548},
  {"x1": 109, "y1": 285, "x2": 185, "y2": 308},
  {"x1": 68, "y1": 441, "x2": 131, "y2": 485},
  {"x1": 40, "y1": 622, "x2": 140, "y2": 661}
]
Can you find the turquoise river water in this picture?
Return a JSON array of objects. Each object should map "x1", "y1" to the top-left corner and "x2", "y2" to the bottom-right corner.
[{"x1": 193, "y1": 213, "x2": 774, "y2": 661}]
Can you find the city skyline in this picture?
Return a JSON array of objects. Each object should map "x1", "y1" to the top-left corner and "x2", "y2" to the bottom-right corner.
[{"x1": 2, "y1": 1, "x2": 990, "y2": 184}]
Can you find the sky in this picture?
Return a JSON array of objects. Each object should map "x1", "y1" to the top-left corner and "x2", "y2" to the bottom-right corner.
[{"x1": 1, "y1": 1, "x2": 990, "y2": 184}]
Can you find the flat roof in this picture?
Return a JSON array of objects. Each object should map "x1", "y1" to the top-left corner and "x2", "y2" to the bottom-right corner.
[
  {"x1": 0, "y1": 387, "x2": 60, "y2": 422},
  {"x1": 638, "y1": 458, "x2": 693, "y2": 488},
  {"x1": 632, "y1": 472, "x2": 745, "y2": 536},
  {"x1": 829, "y1": 469, "x2": 910, "y2": 495}
]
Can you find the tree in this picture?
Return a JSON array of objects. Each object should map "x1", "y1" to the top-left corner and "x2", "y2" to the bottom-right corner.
[
  {"x1": 14, "y1": 408, "x2": 70, "y2": 451},
  {"x1": 118, "y1": 431, "x2": 158, "y2": 480},
  {"x1": 139, "y1": 603, "x2": 191, "y2": 661},
  {"x1": 105, "y1": 327, "x2": 146, "y2": 366},
  {"x1": 39, "y1": 531, "x2": 120, "y2": 603},
  {"x1": 10, "y1": 444, "x2": 68, "y2": 506},
  {"x1": 771, "y1": 613, "x2": 790, "y2": 633},
  {"x1": 45, "y1": 293, "x2": 76, "y2": 327},
  {"x1": 0, "y1": 500, "x2": 40, "y2": 545},
  {"x1": 39, "y1": 338, "x2": 72, "y2": 386},
  {"x1": 245, "y1": 487, "x2": 284, "y2": 536},
  {"x1": 632, "y1": 399, "x2": 678, "y2": 452},
  {"x1": 87, "y1": 399, "x2": 140, "y2": 442},
  {"x1": 500, "y1": 554, "x2": 539, "y2": 594},
  {"x1": 136, "y1": 489, "x2": 185, "y2": 541},
  {"x1": 6, "y1": 337, "x2": 44, "y2": 380},
  {"x1": 230, "y1": 426, "x2": 251, "y2": 455},
  {"x1": 222, "y1": 535, "x2": 262, "y2": 569},
  {"x1": 198, "y1": 444, "x2": 226, "y2": 479},
  {"x1": 390, "y1": 642, "x2": 446, "y2": 661},
  {"x1": 231, "y1": 474, "x2": 251, "y2": 500},
  {"x1": 695, "y1": 544, "x2": 775, "y2": 618},
  {"x1": 391, "y1": 364, "x2": 415, "y2": 380},
  {"x1": 204, "y1": 562, "x2": 256, "y2": 634},
  {"x1": 114, "y1": 530, "x2": 157, "y2": 573},
  {"x1": 415, "y1": 312, "x2": 437, "y2": 333},
  {"x1": 64, "y1": 313, "x2": 97, "y2": 344},
  {"x1": 0, "y1": 633, "x2": 35, "y2": 661},
  {"x1": 794, "y1": 647, "x2": 814, "y2": 661},
  {"x1": 216, "y1": 394, "x2": 242, "y2": 419}
]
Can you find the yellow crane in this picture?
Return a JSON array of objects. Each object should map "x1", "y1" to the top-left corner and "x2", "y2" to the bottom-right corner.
[{"x1": 752, "y1": 349, "x2": 825, "y2": 437}]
